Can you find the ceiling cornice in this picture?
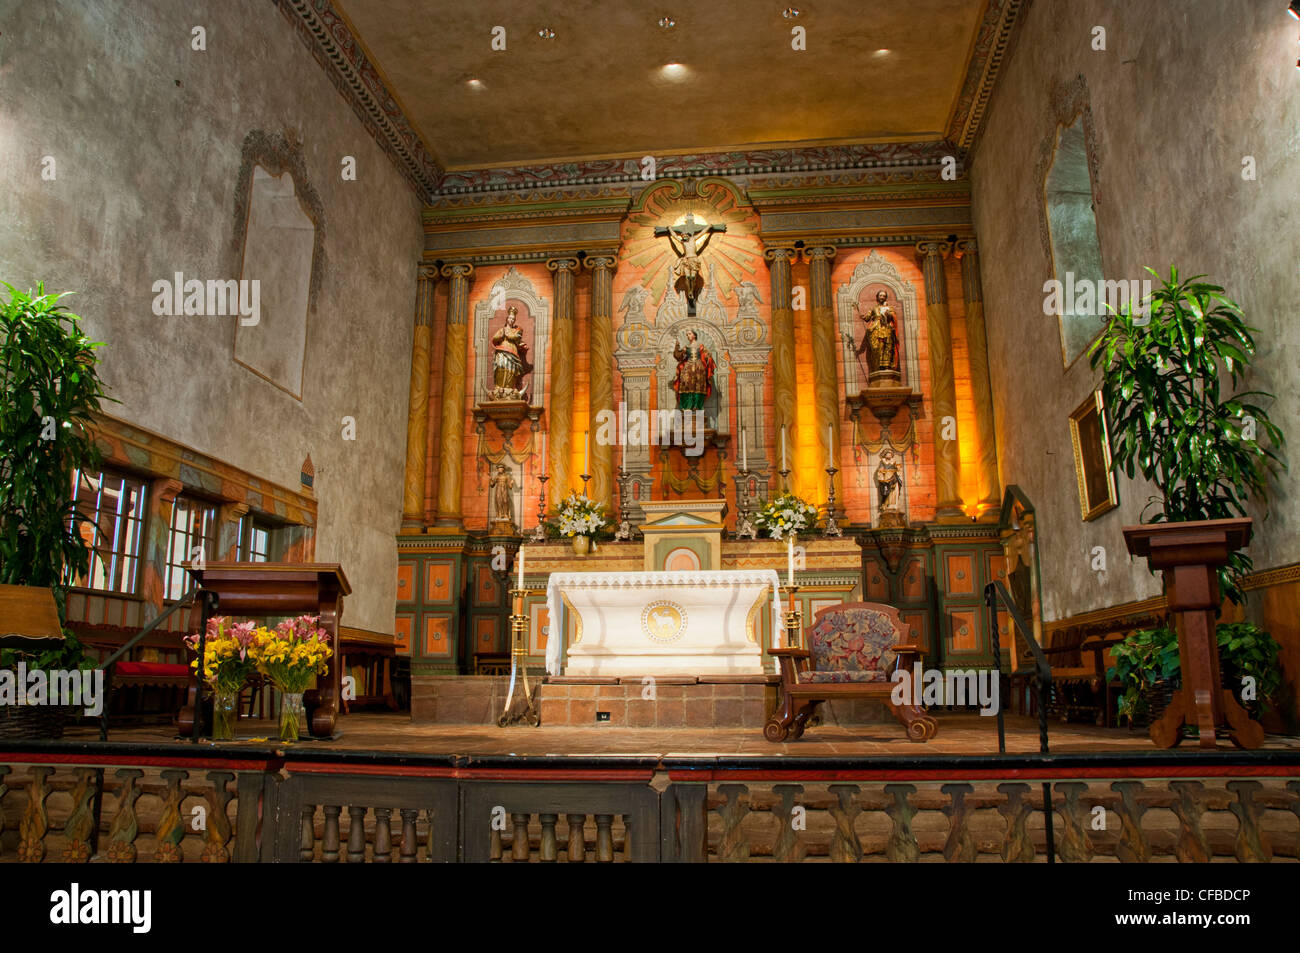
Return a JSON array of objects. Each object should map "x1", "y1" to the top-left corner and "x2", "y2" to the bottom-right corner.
[
  {"x1": 945, "y1": 0, "x2": 1030, "y2": 151},
  {"x1": 275, "y1": 0, "x2": 444, "y2": 201}
]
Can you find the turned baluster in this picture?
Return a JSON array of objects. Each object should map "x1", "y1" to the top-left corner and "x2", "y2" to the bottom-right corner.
[
  {"x1": 595, "y1": 814, "x2": 614, "y2": 863},
  {"x1": 347, "y1": 806, "x2": 366, "y2": 863},
  {"x1": 399, "y1": 808, "x2": 419, "y2": 863},
  {"x1": 489, "y1": 822, "x2": 503, "y2": 862},
  {"x1": 299, "y1": 805, "x2": 316, "y2": 862},
  {"x1": 373, "y1": 807, "x2": 393, "y2": 863},
  {"x1": 566, "y1": 814, "x2": 586, "y2": 863},
  {"x1": 622, "y1": 813, "x2": 633, "y2": 862},
  {"x1": 322, "y1": 806, "x2": 341, "y2": 863},
  {"x1": 539, "y1": 813, "x2": 558, "y2": 862},
  {"x1": 511, "y1": 813, "x2": 531, "y2": 862}
]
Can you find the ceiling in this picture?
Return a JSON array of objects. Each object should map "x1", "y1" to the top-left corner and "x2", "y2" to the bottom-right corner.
[{"x1": 334, "y1": 0, "x2": 990, "y2": 171}]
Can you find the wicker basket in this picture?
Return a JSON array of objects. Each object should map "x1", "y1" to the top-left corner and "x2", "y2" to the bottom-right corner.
[{"x1": 0, "y1": 703, "x2": 70, "y2": 741}]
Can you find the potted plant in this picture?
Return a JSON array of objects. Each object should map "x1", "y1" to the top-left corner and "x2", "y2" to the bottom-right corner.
[
  {"x1": 0, "y1": 284, "x2": 108, "y2": 739},
  {"x1": 1089, "y1": 268, "x2": 1286, "y2": 747},
  {"x1": 554, "y1": 492, "x2": 607, "y2": 556},
  {"x1": 1109, "y1": 621, "x2": 1283, "y2": 730}
]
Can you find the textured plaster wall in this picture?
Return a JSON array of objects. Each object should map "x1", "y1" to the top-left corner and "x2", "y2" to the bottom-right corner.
[
  {"x1": 970, "y1": 0, "x2": 1300, "y2": 622},
  {"x1": 0, "y1": 0, "x2": 424, "y2": 631}
]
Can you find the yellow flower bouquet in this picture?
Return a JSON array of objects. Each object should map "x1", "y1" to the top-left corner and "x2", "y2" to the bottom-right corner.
[
  {"x1": 254, "y1": 615, "x2": 333, "y2": 742},
  {"x1": 185, "y1": 617, "x2": 259, "y2": 740}
]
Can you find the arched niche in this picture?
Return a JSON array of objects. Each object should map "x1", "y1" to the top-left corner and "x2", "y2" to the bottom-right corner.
[{"x1": 835, "y1": 250, "x2": 921, "y2": 394}]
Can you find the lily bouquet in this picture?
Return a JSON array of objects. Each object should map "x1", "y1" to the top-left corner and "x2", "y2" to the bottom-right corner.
[
  {"x1": 555, "y1": 492, "x2": 607, "y2": 538},
  {"x1": 254, "y1": 615, "x2": 333, "y2": 694},
  {"x1": 185, "y1": 617, "x2": 259, "y2": 693},
  {"x1": 753, "y1": 492, "x2": 819, "y2": 541}
]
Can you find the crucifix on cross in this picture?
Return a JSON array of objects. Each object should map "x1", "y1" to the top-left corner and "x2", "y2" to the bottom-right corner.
[{"x1": 654, "y1": 212, "x2": 726, "y2": 315}]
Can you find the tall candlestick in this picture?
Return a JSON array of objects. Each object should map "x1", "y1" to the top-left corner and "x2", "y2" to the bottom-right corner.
[
  {"x1": 741, "y1": 429, "x2": 747, "y2": 472},
  {"x1": 787, "y1": 534, "x2": 794, "y2": 586},
  {"x1": 517, "y1": 544, "x2": 524, "y2": 589},
  {"x1": 781, "y1": 428, "x2": 787, "y2": 472}
]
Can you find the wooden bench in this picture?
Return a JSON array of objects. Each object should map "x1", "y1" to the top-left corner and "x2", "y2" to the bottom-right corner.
[
  {"x1": 1010, "y1": 623, "x2": 1126, "y2": 726},
  {"x1": 765, "y1": 601, "x2": 937, "y2": 743}
]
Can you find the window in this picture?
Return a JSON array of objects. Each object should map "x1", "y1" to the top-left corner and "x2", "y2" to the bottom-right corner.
[
  {"x1": 237, "y1": 514, "x2": 276, "y2": 563},
  {"x1": 164, "y1": 496, "x2": 217, "y2": 600},
  {"x1": 67, "y1": 469, "x2": 147, "y2": 594}
]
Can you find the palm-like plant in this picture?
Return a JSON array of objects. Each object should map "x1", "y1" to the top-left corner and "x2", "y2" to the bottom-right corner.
[
  {"x1": 0, "y1": 284, "x2": 108, "y2": 616},
  {"x1": 1088, "y1": 267, "x2": 1286, "y2": 603}
]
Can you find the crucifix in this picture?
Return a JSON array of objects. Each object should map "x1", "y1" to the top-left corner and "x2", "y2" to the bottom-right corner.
[{"x1": 654, "y1": 212, "x2": 726, "y2": 315}]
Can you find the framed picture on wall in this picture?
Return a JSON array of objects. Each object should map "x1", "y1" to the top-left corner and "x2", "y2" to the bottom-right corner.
[{"x1": 1069, "y1": 389, "x2": 1119, "y2": 521}]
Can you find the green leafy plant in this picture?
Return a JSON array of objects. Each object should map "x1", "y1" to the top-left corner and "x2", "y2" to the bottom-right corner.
[
  {"x1": 0, "y1": 283, "x2": 109, "y2": 618},
  {"x1": 1088, "y1": 267, "x2": 1286, "y2": 604},
  {"x1": 1108, "y1": 621, "x2": 1281, "y2": 726}
]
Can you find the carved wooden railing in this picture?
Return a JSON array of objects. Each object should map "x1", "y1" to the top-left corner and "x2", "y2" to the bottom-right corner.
[{"x1": 2, "y1": 749, "x2": 1298, "y2": 862}]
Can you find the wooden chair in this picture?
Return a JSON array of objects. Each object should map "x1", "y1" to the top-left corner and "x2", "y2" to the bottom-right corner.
[{"x1": 765, "y1": 601, "x2": 938, "y2": 743}]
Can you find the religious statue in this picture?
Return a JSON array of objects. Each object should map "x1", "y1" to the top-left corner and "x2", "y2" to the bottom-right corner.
[
  {"x1": 874, "y1": 448, "x2": 904, "y2": 520},
  {"x1": 854, "y1": 290, "x2": 901, "y2": 385},
  {"x1": 489, "y1": 306, "x2": 532, "y2": 400},
  {"x1": 654, "y1": 212, "x2": 726, "y2": 315},
  {"x1": 671, "y1": 329, "x2": 716, "y2": 412},
  {"x1": 489, "y1": 464, "x2": 516, "y2": 531}
]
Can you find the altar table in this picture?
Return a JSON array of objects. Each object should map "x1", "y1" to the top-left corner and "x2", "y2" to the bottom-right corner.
[{"x1": 544, "y1": 570, "x2": 782, "y2": 676}]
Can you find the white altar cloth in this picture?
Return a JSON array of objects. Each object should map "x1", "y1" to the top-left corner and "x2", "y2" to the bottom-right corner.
[{"x1": 545, "y1": 570, "x2": 782, "y2": 676}]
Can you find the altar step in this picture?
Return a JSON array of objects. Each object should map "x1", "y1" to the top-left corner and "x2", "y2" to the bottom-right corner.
[{"x1": 411, "y1": 675, "x2": 896, "y2": 729}]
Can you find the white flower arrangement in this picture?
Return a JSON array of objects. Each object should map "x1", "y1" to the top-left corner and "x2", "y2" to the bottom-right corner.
[
  {"x1": 753, "y1": 492, "x2": 819, "y2": 541},
  {"x1": 555, "y1": 492, "x2": 608, "y2": 538}
]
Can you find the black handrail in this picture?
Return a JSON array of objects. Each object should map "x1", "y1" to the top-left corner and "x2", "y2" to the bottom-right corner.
[
  {"x1": 97, "y1": 588, "x2": 200, "y2": 742},
  {"x1": 985, "y1": 579, "x2": 1056, "y2": 863}
]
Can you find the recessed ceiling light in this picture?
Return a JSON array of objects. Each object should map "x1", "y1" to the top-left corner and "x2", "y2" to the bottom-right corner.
[
  {"x1": 874, "y1": 48, "x2": 891, "y2": 56},
  {"x1": 467, "y1": 78, "x2": 484, "y2": 89},
  {"x1": 538, "y1": 28, "x2": 555, "y2": 39},
  {"x1": 783, "y1": 7, "x2": 801, "y2": 17},
  {"x1": 658, "y1": 16, "x2": 676, "y2": 28},
  {"x1": 661, "y1": 62, "x2": 688, "y2": 80}
]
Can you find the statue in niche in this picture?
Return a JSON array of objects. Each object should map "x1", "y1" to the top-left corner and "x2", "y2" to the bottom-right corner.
[
  {"x1": 854, "y1": 290, "x2": 902, "y2": 386},
  {"x1": 671, "y1": 329, "x2": 716, "y2": 412},
  {"x1": 489, "y1": 306, "x2": 532, "y2": 400},
  {"x1": 654, "y1": 212, "x2": 726, "y2": 316},
  {"x1": 874, "y1": 448, "x2": 905, "y2": 517},
  {"x1": 489, "y1": 464, "x2": 517, "y2": 531}
]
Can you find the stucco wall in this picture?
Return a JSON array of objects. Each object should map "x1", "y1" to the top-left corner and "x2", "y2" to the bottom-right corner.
[
  {"x1": 0, "y1": 0, "x2": 424, "y2": 631},
  {"x1": 970, "y1": 0, "x2": 1300, "y2": 622}
]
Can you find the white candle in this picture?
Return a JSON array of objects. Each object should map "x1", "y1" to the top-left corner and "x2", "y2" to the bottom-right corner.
[
  {"x1": 517, "y1": 545, "x2": 524, "y2": 589},
  {"x1": 584, "y1": 430, "x2": 590, "y2": 476},
  {"x1": 540, "y1": 431, "x2": 547, "y2": 470},
  {"x1": 781, "y1": 428, "x2": 787, "y2": 471},
  {"x1": 787, "y1": 534, "x2": 794, "y2": 586},
  {"x1": 828, "y1": 423, "x2": 834, "y2": 460},
  {"x1": 741, "y1": 429, "x2": 747, "y2": 472}
]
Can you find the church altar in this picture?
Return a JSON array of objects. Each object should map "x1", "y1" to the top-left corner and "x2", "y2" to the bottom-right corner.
[{"x1": 545, "y1": 570, "x2": 783, "y2": 676}]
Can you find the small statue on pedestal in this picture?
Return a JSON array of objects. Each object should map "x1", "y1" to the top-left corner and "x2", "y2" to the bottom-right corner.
[
  {"x1": 854, "y1": 290, "x2": 902, "y2": 387},
  {"x1": 489, "y1": 306, "x2": 532, "y2": 401},
  {"x1": 874, "y1": 448, "x2": 906, "y2": 527},
  {"x1": 489, "y1": 464, "x2": 517, "y2": 534}
]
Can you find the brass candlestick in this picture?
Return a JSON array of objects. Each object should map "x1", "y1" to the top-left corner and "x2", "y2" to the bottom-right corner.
[
  {"x1": 734, "y1": 466, "x2": 759, "y2": 540},
  {"x1": 531, "y1": 474, "x2": 549, "y2": 543},
  {"x1": 498, "y1": 588, "x2": 540, "y2": 727},
  {"x1": 781, "y1": 584, "x2": 803, "y2": 649},
  {"x1": 824, "y1": 463, "x2": 843, "y2": 538}
]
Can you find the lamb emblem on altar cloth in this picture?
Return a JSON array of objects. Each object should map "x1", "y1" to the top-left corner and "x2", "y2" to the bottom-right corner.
[
  {"x1": 804, "y1": 607, "x2": 900, "y2": 683},
  {"x1": 641, "y1": 600, "x2": 687, "y2": 643}
]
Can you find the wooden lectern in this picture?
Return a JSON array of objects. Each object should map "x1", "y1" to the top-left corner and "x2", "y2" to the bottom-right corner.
[
  {"x1": 1123, "y1": 518, "x2": 1262, "y2": 749},
  {"x1": 180, "y1": 563, "x2": 351, "y2": 739}
]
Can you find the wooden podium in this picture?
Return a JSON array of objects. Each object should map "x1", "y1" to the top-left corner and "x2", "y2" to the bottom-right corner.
[{"x1": 180, "y1": 563, "x2": 351, "y2": 739}]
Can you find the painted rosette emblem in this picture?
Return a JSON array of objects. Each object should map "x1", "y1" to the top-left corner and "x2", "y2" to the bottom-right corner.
[{"x1": 641, "y1": 600, "x2": 687, "y2": 643}]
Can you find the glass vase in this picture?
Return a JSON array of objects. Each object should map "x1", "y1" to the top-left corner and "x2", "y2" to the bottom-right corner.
[
  {"x1": 211, "y1": 686, "x2": 238, "y2": 742},
  {"x1": 279, "y1": 691, "x2": 305, "y2": 743}
]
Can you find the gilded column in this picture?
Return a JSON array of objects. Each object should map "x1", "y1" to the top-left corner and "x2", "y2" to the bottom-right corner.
[
  {"x1": 584, "y1": 254, "x2": 616, "y2": 514},
  {"x1": 805, "y1": 245, "x2": 842, "y2": 507},
  {"x1": 402, "y1": 266, "x2": 435, "y2": 528},
  {"x1": 917, "y1": 240, "x2": 964, "y2": 520},
  {"x1": 435, "y1": 262, "x2": 474, "y2": 527},
  {"x1": 547, "y1": 257, "x2": 580, "y2": 498},
  {"x1": 956, "y1": 239, "x2": 1001, "y2": 514},
  {"x1": 765, "y1": 247, "x2": 797, "y2": 485}
]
